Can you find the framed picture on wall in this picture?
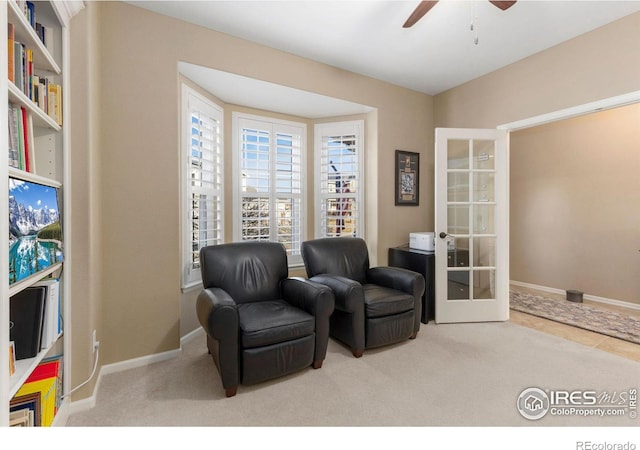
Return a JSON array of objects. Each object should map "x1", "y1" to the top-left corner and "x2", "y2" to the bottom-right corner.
[{"x1": 395, "y1": 150, "x2": 419, "y2": 206}]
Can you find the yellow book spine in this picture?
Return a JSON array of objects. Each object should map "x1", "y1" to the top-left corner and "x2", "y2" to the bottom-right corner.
[{"x1": 14, "y1": 377, "x2": 57, "y2": 426}]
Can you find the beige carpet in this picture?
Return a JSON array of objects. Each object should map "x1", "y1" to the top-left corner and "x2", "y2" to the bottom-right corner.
[{"x1": 67, "y1": 321, "x2": 640, "y2": 427}]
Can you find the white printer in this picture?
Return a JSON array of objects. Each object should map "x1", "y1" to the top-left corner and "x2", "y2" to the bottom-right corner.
[{"x1": 409, "y1": 232, "x2": 435, "y2": 251}]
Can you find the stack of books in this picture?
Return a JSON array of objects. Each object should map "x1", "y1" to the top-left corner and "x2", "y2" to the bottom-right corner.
[
  {"x1": 9, "y1": 279, "x2": 61, "y2": 361},
  {"x1": 10, "y1": 356, "x2": 63, "y2": 426},
  {"x1": 8, "y1": 102, "x2": 34, "y2": 171},
  {"x1": 8, "y1": 20, "x2": 63, "y2": 126}
]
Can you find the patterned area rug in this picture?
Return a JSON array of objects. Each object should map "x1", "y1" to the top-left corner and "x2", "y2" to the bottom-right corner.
[{"x1": 510, "y1": 290, "x2": 640, "y2": 345}]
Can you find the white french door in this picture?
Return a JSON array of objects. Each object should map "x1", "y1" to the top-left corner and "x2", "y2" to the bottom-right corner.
[{"x1": 435, "y1": 128, "x2": 509, "y2": 323}]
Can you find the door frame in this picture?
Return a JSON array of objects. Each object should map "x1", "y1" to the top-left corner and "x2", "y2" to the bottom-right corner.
[{"x1": 498, "y1": 91, "x2": 640, "y2": 132}]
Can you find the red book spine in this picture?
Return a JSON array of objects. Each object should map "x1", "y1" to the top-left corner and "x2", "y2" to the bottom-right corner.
[{"x1": 21, "y1": 107, "x2": 30, "y2": 172}]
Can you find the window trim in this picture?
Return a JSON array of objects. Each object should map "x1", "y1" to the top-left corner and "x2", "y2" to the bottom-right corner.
[
  {"x1": 180, "y1": 83, "x2": 224, "y2": 290},
  {"x1": 314, "y1": 120, "x2": 365, "y2": 240},
  {"x1": 232, "y1": 112, "x2": 307, "y2": 267}
]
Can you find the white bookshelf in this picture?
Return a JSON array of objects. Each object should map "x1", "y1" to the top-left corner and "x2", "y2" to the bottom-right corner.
[{"x1": 2, "y1": 0, "x2": 82, "y2": 427}]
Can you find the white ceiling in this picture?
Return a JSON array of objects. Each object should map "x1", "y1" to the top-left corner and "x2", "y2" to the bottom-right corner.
[
  {"x1": 126, "y1": 1, "x2": 640, "y2": 118},
  {"x1": 129, "y1": 0, "x2": 640, "y2": 96}
]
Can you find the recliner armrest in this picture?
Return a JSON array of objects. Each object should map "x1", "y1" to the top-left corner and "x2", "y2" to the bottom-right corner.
[
  {"x1": 309, "y1": 274, "x2": 363, "y2": 312},
  {"x1": 281, "y1": 277, "x2": 335, "y2": 319},
  {"x1": 367, "y1": 266, "x2": 426, "y2": 298},
  {"x1": 196, "y1": 288, "x2": 239, "y2": 341}
]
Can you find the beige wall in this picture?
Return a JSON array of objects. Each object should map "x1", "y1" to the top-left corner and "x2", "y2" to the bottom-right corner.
[
  {"x1": 435, "y1": 13, "x2": 640, "y2": 129},
  {"x1": 68, "y1": 0, "x2": 433, "y2": 396},
  {"x1": 68, "y1": 5, "x2": 102, "y2": 400},
  {"x1": 510, "y1": 103, "x2": 640, "y2": 304}
]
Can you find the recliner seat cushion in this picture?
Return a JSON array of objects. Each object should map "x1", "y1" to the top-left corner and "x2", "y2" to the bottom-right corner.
[
  {"x1": 363, "y1": 284, "x2": 414, "y2": 318},
  {"x1": 238, "y1": 300, "x2": 315, "y2": 348}
]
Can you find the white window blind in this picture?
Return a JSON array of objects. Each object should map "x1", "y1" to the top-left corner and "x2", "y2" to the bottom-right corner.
[
  {"x1": 182, "y1": 85, "x2": 223, "y2": 288},
  {"x1": 315, "y1": 121, "x2": 364, "y2": 239},
  {"x1": 234, "y1": 114, "x2": 305, "y2": 265}
]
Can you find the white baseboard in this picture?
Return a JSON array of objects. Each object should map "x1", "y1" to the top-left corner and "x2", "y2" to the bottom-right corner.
[
  {"x1": 67, "y1": 328, "x2": 205, "y2": 419},
  {"x1": 510, "y1": 280, "x2": 640, "y2": 311},
  {"x1": 181, "y1": 327, "x2": 204, "y2": 346}
]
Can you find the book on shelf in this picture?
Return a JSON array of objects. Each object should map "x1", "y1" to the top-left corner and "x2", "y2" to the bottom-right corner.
[
  {"x1": 10, "y1": 357, "x2": 63, "y2": 427},
  {"x1": 8, "y1": 102, "x2": 38, "y2": 172},
  {"x1": 48, "y1": 83, "x2": 63, "y2": 126},
  {"x1": 10, "y1": 390, "x2": 41, "y2": 427},
  {"x1": 8, "y1": 23, "x2": 15, "y2": 83},
  {"x1": 9, "y1": 286, "x2": 46, "y2": 360},
  {"x1": 21, "y1": 104, "x2": 30, "y2": 172},
  {"x1": 9, "y1": 408, "x2": 31, "y2": 426},
  {"x1": 36, "y1": 23, "x2": 54, "y2": 54},
  {"x1": 8, "y1": 103, "x2": 20, "y2": 168},
  {"x1": 9, "y1": 341, "x2": 16, "y2": 376},
  {"x1": 30, "y1": 355, "x2": 63, "y2": 413},
  {"x1": 13, "y1": 41, "x2": 24, "y2": 94},
  {"x1": 8, "y1": 36, "x2": 63, "y2": 124},
  {"x1": 34, "y1": 278, "x2": 61, "y2": 350},
  {"x1": 14, "y1": 375, "x2": 56, "y2": 426},
  {"x1": 25, "y1": 2, "x2": 36, "y2": 29}
]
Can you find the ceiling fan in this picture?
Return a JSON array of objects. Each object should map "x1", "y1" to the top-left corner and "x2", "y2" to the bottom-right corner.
[{"x1": 403, "y1": 1, "x2": 517, "y2": 28}]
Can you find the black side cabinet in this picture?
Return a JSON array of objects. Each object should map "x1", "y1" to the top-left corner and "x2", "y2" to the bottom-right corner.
[{"x1": 388, "y1": 246, "x2": 435, "y2": 324}]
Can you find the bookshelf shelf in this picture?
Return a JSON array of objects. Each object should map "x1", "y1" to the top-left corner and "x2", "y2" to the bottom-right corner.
[
  {"x1": 7, "y1": 0, "x2": 61, "y2": 74},
  {"x1": 8, "y1": 81, "x2": 61, "y2": 130},
  {"x1": 9, "y1": 331, "x2": 62, "y2": 398},
  {"x1": 3, "y1": 0, "x2": 81, "y2": 427},
  {"x1": 8, "y1": 166, "x2": 62, "y2": 188},
  {"x1": 8, "y1": 262, "x2": 62, "y2": 298}
]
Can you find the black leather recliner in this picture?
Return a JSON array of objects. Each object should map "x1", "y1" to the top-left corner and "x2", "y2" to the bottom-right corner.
[
  {"x1": 196, "y1": 241, "x2": 335, "y2": 397},
  {"x1": 301, "y1": 237, "x2": 425, "y2": 358}
]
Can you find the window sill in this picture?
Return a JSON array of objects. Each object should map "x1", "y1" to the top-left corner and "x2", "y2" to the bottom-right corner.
[{"x1": 181, "y1": 281, "x2": 202, "y2": 294}]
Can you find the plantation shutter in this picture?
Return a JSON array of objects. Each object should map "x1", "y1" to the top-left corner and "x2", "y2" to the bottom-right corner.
[
  {"x1": 236, "y1": 116, "x2": 305, "y2": 265},
  {"x1": 315, "y1": 121, "x2": 364, "y2": 238},
  {"x1": 183, "y1": 88, "x2": 223, "y2": 287}
]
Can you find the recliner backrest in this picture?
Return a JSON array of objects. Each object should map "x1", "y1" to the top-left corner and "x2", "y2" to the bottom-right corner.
[
  {"x1": 301, "y1": 237, "x2": 369, "y2": 284},
  {"x1": 200, "y1": 241, "x2": 288, "y2": 304}
]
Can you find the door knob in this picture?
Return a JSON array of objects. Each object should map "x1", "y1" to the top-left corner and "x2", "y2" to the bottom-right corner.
[{"x1": 439, "y1": 232, "x2": 449, "y2": 239}]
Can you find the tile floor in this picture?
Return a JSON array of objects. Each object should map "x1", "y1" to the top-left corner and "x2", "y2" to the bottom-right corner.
[{"x1": 509, "y1": 285, "x2": 640, "y2": 363}]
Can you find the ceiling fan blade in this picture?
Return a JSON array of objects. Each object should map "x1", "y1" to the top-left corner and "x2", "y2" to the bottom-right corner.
[
  {"x1": 489, "y1": 1, "x2": 517, "y2": 11},
  {"x1": 403, "y1": 1, "x2": 439, "y2": 28}
]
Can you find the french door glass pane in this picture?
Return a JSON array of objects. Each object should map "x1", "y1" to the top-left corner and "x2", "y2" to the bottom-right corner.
[
  {"x1": 473, "y1": 204, "x2": 495, "y2": 234},
  {"x1": 448, "y1": 172, "x2": 469, "y2": 202},
  {"x1": 473, "y1": 140, "x2": 494, "y2": 170},
  {"x1": 447, "y1": 205, "x2": 469, "y2": 235},
  {"x1": 473, "y1": 172, "x2": 494, "y2": 202},
  {"x1": 448, "y1": 271, "x2": 469, "y2": 300},
  {"x1": 473, "y1": 237, "x2": 496, "y2": 267},
  {"x1": 473, "y1": 270, "x2": 496, "y2": 299},
  {"x1": 447, "y1": 140, "x2": 469, "y2": 169}
]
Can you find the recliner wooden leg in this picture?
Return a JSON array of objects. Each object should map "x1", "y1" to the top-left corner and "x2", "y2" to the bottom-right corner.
[
  {"x1": 352, "y1": 349, "x2": 364, "y2": 358},
  {"x1": 312, "y1": 360, "x2": 323, "y2": 369},
  {"x1": 225, "y1": 386, "x2": 238, "y2": 398}
]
